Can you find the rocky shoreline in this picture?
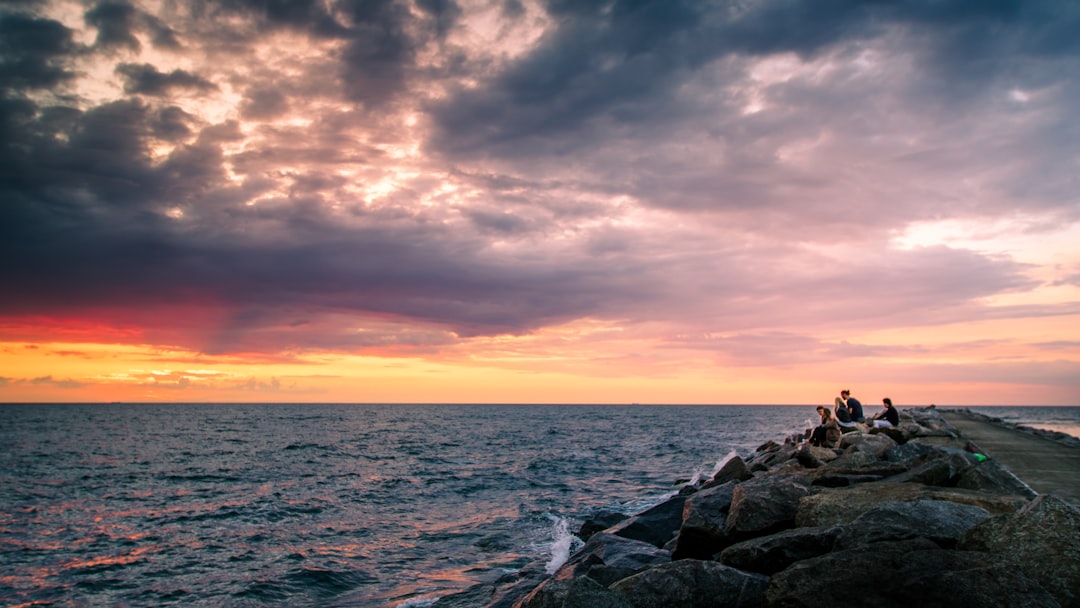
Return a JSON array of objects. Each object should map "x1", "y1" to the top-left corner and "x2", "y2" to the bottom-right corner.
[{"x1": 431, "y1": 406, "x2": 1080, "y2": 608}]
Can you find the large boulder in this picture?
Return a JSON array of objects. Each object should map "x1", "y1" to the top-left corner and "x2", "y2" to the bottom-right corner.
[
  {"x1": 766, "y1": 538, "x2": 1059, "y2": 608},
  {"x1": 907, "y1": 406, "x2": 961, "y2": 438},
  {"x1": 810, "y1": 473, "x2": 885, "y2": 488},
  {"x1": 954, "y1": 458, "x2": 1038, "y2": 498},
  {"x1": 717, "y1": 525, "x2": 842, "y2": 575},
  {"x1": 748, "y1": 443, "x2": 798, "y2": 471},
  {"x1": 795, "y1": 482, "x2": 1028, "y2": 528},
  {"x1": 577, "y1": 510, "x2": 630, "y2": 542},
  {"x1": 838, "y1": 432, "x2": 898, "y2": 457},
  {"x1": 869, "y1": 423, "x2": 914, "y2": 444},
  {"x1": 703, "y1": 454, "x2": 754, "y2": 488},
  {"x1": 724, "y1": 474, "x2": 811, "y2": 543},
  {"x1": 514, "y1": 575, "x2": 631, "y2": 608},
  {"x1": 884, "y1": 452, "x2": 974, "y2": 486},
  {"x1": 883, "y1": 440, "x2": 941, "y2": 463},
  {"x1": 671, "y1": 481, "x2": 736, "y2": 560},
  {"x1": 558, "y1": 532, "x2": 670, "y2": 588},
  {"x1": 794, "y1": 444, "x2": 840, "y2": 469},
  {"x1": 607, "y1": 495, "x2": 686, "y2": 548},
  {"x1": 816, "y1": 450, "x2": 912, "y2": 478},
  {"x1": 834, "y1": 499, "x2": 991, "y2": 549},
  {"x1": 609, "y1": 560, "x2": 767, "y2": 608},
  {"x1": 960, "y1": 494, "x2": 1080, "y2": 608}
]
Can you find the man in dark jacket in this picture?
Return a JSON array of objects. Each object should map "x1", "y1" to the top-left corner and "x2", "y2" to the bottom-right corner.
[
  {"x1": 873, "y1": 398, "x2": 901, "y2": 427},
  {"x1": 841, "y1": 389, "x2": 865, "y2": 422}
]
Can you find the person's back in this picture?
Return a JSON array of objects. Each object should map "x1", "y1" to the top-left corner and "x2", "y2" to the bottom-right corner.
[{"x1": 846, "y1": 396, "x2": 864, "y2": 422}]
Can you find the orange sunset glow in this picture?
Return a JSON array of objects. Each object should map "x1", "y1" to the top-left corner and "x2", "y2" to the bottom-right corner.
[{"x1": 3, "y1": 0, "x2": 1080, "y2": 405}]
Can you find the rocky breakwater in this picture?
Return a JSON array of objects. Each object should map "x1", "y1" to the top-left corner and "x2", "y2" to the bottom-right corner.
[{"x1": 431, "y1": 406, "x2": 1080, "y2": 608}]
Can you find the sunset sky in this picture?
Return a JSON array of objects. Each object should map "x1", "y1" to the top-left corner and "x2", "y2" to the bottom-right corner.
[{"x1": 2, "y1": 0, "x2": 1079, "y2": 405}]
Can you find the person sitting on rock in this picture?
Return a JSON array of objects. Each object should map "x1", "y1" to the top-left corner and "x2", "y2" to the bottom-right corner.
[
  {"x1": 833, "y1": 397, "x2": 857, "y2": 432},
  {"x1": 810, "y1": 406, "x2": 841, "y2": 447},
  {"x1": 871, "y1": 397, "x2": 900, "y2": 428},
  {"x1": 840, "y1": 389, "x2": 865, "y2": 423}
]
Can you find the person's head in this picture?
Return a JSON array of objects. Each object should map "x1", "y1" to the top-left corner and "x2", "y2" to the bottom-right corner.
[
  {"x1": 883, "y1": 397, "x2": 892, "y2": 407},
  {"x1": 816, "y1": 406, "x2": 827, "y2": 416},
  {"x1": 841, "y1": 390, "x2": 850, "y2": 398}
]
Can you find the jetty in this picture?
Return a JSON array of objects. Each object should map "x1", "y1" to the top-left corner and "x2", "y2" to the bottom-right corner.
[
  {"x1": 938, "y1": 409, "x2": 1080, "y2": 504},
  {"x1": 433, "y1": 406, "x2": 1080, "y2": 608}
]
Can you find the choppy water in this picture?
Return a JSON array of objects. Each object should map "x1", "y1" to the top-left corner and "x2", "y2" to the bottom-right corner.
[{"x1": 1, "y1": 403, "x2": 1076, "y2": 607}]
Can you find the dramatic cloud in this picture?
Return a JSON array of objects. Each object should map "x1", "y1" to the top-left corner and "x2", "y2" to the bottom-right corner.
[{"x1": 1, "y1": 0, "x2": 1078, "y2": 403}]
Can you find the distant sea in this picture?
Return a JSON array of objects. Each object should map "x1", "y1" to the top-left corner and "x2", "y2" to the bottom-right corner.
[{"x1": 2, "y1": 403, "x2": 1077, "y2": 607}]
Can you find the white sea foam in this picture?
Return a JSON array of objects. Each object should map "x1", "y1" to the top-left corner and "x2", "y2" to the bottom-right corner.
[
  {"x1": 544, "y1": 516, "x2": 583, "y2": 575},
  {"x1": 686, "y1": 464, "x2": 707, "y2": 486}
]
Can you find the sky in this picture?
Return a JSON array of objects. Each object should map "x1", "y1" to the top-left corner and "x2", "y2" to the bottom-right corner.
[{"x1": 2, "y1": 0, "x2": 1079, "y2": 405}]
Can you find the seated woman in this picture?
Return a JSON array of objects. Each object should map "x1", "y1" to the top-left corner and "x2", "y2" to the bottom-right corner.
[
  {"x1": 833, "y1": 397, "x2": 857, "y2": 432},
  {"x1": 871, "y1": 398, "x2": 901, "y2": 428},
  {"x1": 809, "y1": 406, "x2": 842, "y2": 448}
]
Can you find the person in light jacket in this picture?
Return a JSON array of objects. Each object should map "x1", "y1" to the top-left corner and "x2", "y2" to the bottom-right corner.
[{"x1": 810, "y1": 406, "x2": 841, "y2": 448}]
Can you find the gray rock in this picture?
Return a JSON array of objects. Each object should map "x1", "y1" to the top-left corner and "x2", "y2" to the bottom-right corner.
[
  {"x1": 817, "y1": 451, "x2": 911, "y2": 478},
  {"x1": 795, "y1": 444, "x2": 839, "y2": 469},
  {"x1": 765, "y1": 538, "x2": 1059, "y2": 608},
  {"x1": 671, "y1": 481, "x2": 736, "y2": 560},
  {"x1": 757, "y1": 438, "x2": 783, "y2": 451},
  {"x1": 960, "y1": 494, "x2": 1080, "y2": 608},
  {"x1": 883, "y1": 440, "x2": 941, "y2": 462},
  {"x1": 559, "y1": 532, "x2": 670, "y2": 587},
  {"x1": 514, "y1": 575, "x2": 631, "y2": 608},
  {"x1": 954, "y1": 458, "x2": 1038, "y2": 498},
  {"x1": 810, "y1": 473, "x2": 884, "y2": 488},
  {"x1": 748, "y1": 443, "x2": 797, "y2": 470},
  {"x1": 884, "y1": 452, "x2": 974, "y2": 486},
  {"x1": 717, "y1": 524, "x2": 842, "y2": 575},
  {"x1": 867, "y1": 424, "x2": 908, "y2": 445},
  {"x1": 703, "y1": 454, "x2": 754, "y2": 488},
  {"x1": 561, "y1": 576, "x2": 632, "y2": 608},
  {"x1": 610, "y1": 559, "x2": 767, "y2": 608},
  {"x1": 724, "y1": 474, "x2": 811, "y2": 543},
  {"x1": 577, "y1": 510, "x2": 630, "y2": 542},
  {"x1": 834, "y1": 498, "x2": 991, "y2": 549},
  {"x1": 838, "y1": 432, "x2": 898, "y2": 457},
  {"x1": 796, "y1": 482, "x2": 1028, "y2": 528},
  {"x1": 607, "y1": 494, "x2": 686, "y2": 548},
  {"x1": 907, "y1": 407, "x2": 961, "y2": 438}
]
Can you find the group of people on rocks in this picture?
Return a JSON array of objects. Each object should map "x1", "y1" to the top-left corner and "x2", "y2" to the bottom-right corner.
[{"x1": 808, "y1": 389, "x2": 900, "y2": 448}]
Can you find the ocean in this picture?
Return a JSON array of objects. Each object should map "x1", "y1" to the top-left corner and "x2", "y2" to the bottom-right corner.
[{"x1": 2, "y1": 403, "x2": 1077, "y2": 607}]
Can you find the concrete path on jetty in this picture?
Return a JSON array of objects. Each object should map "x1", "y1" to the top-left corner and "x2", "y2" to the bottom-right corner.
[{"x1": 938, "y1": 409, "x2": 1080, "y2": 504}]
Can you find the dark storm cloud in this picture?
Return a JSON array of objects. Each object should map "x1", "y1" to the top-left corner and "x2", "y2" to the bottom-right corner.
[
  {"x1": 337, "y1": 0, "x2": 418, "y2": 107},
  {"x1": 83, "y1": 1, "x2": 181, "y2": 51},
  {"x1": 0, "y1": 13, "x2": 75, "y2": 91},
  {"x1": 428, "y1": 0, "x2": 1080, "y2": 157},
  {"x1": 0, "y1": 0, "x2": 1075, "y2": 360},
  {"x1": 85, "y1": 1, "x2": 142, "y2": 51},
  {"x1": 116, "y1": 63, "x2": 218, "y2": 96},
  {"x1": 199, "y1": 0, "x2": 348, "y2": 37}
]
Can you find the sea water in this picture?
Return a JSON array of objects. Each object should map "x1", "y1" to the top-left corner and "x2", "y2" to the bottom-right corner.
[{"x1": 1, "y1": 403, "x2": 1075, "y2": 606}]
